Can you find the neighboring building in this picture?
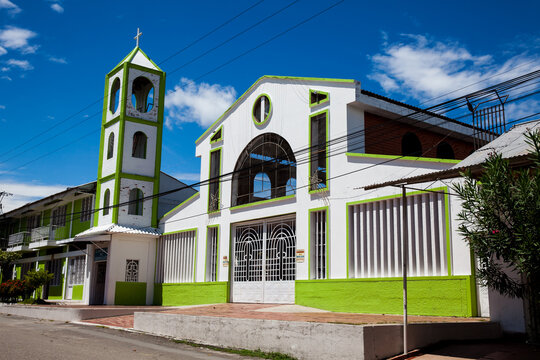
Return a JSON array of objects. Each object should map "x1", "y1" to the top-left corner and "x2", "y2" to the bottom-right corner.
[
  {"x1": 0, "y1": 47, "x2": 195, "y2": 304},
  {"x1": 365, "y1": 119, "x2": 540, "y2": 332}
]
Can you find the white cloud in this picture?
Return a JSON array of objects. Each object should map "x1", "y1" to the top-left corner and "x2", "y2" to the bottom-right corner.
[
  {"x1": 172, "y1": 172, "x2": 200, "y2": 183},
  {"x1": 369, "y1": 34, "x2": 540, "y2": 102},
  {"x1": 0, "y1": 181, "x2": 68, "y2": 213},
  {"x1": 48, "y1": 56, "x2": 67, "y2": 64},
  {"x1": 0, "y1": 26, "x2": 38, "y2": 54},
  {"x1": 165, "y1": 78, "x2": 236, "y2": 129},
  {"x1": 0, "y1": 0, "x2": 21, "y2": 15},
  {"x1": 50, "y1": 3, "x2": 63, "y2": 13},
  {"x1": 0, "y1": 104, "x2": 5, "y2": 109},
  {"x1": 506, "y1": 98, "x2": 540, "y2": 122},
  {"x1": 1, "y1": 75, "x2": 11, "y2": 81},
  {"x1": 0, "y1": 46, "x2": 6, "y2": 56},
  {"x1": 6, "y1": 58, "x2": 33, "y2": 70}
]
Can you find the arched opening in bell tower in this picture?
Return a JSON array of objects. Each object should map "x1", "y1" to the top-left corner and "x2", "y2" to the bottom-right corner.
[
  {"x1": 131, "y1": 76, "x2": 154, "y2": 113},
  {"x1": 109, "y1": 78, "x2": 121, "y2": 113}
]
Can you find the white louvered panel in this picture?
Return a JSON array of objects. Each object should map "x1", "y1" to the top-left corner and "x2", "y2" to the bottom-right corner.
[
  {"x1": 156, "y1": 231, "x2": 196, "y2": 284},
  {"x1": 348, "y1": 191, "x2": 448, "y2": 279}
]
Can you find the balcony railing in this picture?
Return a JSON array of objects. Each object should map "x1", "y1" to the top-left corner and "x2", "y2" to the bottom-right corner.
[
  {"x1": 8, "y1": 231, "x2": 31, "y2": 247},
  {"x1": 30, "y1": 225, "x2": 57, "y2": 243}
]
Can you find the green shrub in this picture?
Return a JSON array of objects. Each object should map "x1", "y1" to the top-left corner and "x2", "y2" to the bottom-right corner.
[{"x1": 24, "y1": 269, "x2": 54, "y2": 300}]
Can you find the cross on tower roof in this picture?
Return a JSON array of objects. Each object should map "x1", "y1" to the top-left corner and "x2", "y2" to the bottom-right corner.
[{"x1": 134, "y1": 28, "x2": 142, "y2": 47}]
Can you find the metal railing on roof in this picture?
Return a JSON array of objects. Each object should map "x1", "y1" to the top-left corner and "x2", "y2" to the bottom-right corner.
[{"x1": 8, "y1": 231, "x2": 31, "y2": 247}]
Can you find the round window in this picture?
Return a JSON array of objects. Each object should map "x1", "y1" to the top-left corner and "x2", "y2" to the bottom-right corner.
[{"x1": 252, "y1": 94, "x2": 272, "y2": 125}]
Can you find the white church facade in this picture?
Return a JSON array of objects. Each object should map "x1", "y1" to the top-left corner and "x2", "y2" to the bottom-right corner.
[{"x1": 2, "y1": 46, "x2": 494, "y2": 319}]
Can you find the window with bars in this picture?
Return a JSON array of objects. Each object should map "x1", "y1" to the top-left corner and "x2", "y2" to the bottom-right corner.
[
  {"x1": 208, "y1": 148, "x2": 221, "y2": 212},
  {"x1": 125, "y1": 259, "x2": 139, "y2": 282},
  {"x1": 80, "y1": 197, "x2": 92, "y2": 222},
  {"x1": 68, "y1": 256, "x2": 85, "y2": 285},
  {"x1": 348, "y1": 191, "x2": 448, "y2": 279},
  {"x1": 128, "y1": 188, "x2": 144, "y2": 216},
  {"x1": 205, "y1": 226, "x2": 219, "y2": 282},
  {"x1": 309, "y1": 111, "x2": 328, "y2": 191},
  {"x1": 26, "y1": 214, "x2": 41, "y2": 232},
  {"x1": 50, "y1": 259, "x2": 63, "y2": 286},
  {"x1": 310, "y1": 209, "x2": 327, "y2": 279},
  {"x1": 155, "y1": 230, "x2": 197, "y2": 283},
  {"x1": 52, "y1": 205, "x2": 67, "y2": 227}
]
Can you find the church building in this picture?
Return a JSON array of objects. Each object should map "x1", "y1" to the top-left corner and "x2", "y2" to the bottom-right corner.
[{"x1": 2, "y1": 44, "x2": 491, "y2": 318}]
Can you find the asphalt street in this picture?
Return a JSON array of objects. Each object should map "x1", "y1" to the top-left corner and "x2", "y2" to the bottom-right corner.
[{"x1": 0, "y1": 314, "x2": 257, "y2": 360}]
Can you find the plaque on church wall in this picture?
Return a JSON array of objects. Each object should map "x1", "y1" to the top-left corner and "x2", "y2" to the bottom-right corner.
[
  {"x1": 296, "y1": 250, "x2": 305, "y2": 263},
  {"x1": 222, "y1": 256, "x2": 229, "y2": 267}
]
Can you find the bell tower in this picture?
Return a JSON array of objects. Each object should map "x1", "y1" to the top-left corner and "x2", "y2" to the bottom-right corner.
[{"x1": 94, "y1": 30, "x2": 165, "y2": 228}]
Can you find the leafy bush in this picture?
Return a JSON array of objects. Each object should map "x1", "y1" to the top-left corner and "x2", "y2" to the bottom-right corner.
[
  {"x1": 0, "y1": 279, "x2": 32, "y2": 302},
  {"x1": 24, "y1": 269, "x2": 54, "y2": 300}
]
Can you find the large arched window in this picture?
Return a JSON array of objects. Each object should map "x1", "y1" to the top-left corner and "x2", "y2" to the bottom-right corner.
[
  {"x1": 231, "y1": 133, "x2": 296, "y2": 207},
  {"x1": 103, "y1": 189, "x2": 111, "y2": 216},
  {"x1": 401, "y1": 132, "x2": 422, "y2": 157},
  {"x1": 132, "y1": 131, "x2": 147, "y2": 159},
  {"x1": 436, "y1": 142, "x2": 455, "y2": 159},
  {"x1": 107, "y1": 133, "x2": 114, "y2": 159},
  {"x1": 128, "y1": 188, "x2": 144, "y2": 216}
]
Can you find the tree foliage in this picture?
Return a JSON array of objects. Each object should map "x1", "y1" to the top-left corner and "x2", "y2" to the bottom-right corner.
[
  {"x1": 24, "y1": 268, "x2": 54, "y2": 300},
  {"x1": 453, "y1": 129, "x2": 540, "y2": 342},
  {"x1": 0, "y1": 250, "x2": 21, "y2": 282}
]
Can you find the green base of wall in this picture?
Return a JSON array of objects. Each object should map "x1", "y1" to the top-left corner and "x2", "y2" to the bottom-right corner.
[
  {"x1": 47, "y1": 285, "x2": 63, "y2": 300},
  {"x1": 72, "y1": 285, "x2": 84, "y2": 301},
  {"x1": 154, "y1": 282, "x2": 228, "y2": 306},
  {"x1": 295, "y1": 276, "x2": 477, "y2": 317},
  {"x1": 115, "y1": 282, "x2": 146, "y2": 305}
]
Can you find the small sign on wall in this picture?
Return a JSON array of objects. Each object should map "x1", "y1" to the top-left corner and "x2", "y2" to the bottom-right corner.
[
  {"x1": 296, "y1": 249, "x2": 305, "y2": 263},
  {"x1": 223, "y1": 256, "x2": 229, "y2": 267}
]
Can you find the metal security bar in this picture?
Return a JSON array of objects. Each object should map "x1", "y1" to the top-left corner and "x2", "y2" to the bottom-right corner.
[
  {"x1": 50, "y1": 258, "x2": 63, "y2": 286},
  {"x1": 205, "y1": 227, "x2": 218, "y2": 282},
  {"x1": 310, "y1": 210, "x2": 327, "y2": 279},
  {"x1": 348, "y1": 192, "x2": 447, "y2": 278},
  {"x1": 266, "y1": 219, "x2": 296, "y2": 281},
  {"x1": 156, "y1": 230, "x2": 196, "y2": 283},
  {"x1": 234, "y1": 224, "x2": 264, "y2": 282}
]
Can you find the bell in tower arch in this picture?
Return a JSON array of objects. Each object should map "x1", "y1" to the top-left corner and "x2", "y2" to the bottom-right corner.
[{"x1": 132, "y1": 76, "x2": 154, "y2": 113}]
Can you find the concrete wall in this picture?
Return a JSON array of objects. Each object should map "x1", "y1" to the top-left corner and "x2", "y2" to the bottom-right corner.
[{"x1": 134, "y1": 312, "x2": 501, "y2": 360}]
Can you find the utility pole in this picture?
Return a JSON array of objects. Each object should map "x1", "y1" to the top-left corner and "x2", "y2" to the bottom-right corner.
[
  {"x1": 402, "y1": 184, "x2": 408, "y2": 355},
  {"x1": 0, "y1": 191, "x2": 12, "y2": 215}
]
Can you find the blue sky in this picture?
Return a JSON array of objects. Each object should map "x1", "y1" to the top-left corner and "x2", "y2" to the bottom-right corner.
[{"x1": 1, "y1": 0, "x2": 539, "y2": 211}]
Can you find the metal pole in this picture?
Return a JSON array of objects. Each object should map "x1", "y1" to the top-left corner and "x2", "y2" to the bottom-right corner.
[{"x1": 402, "y1": 184, "x2": 408, "y2": 355}]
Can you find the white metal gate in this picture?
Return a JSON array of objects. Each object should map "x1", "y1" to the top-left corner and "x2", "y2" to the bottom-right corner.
[{"x1": 232, "y1": 216, "x2": 296, "y2": 303}]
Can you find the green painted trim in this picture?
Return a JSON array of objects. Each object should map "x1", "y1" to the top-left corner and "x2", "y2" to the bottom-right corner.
[
  {"x1": 251, "y1": 93, "x2": 272, "y2": 126},
  {"x1": 308, "y1": 206, "x2": 329, "y2": 280},
  {"x1": 98, "y1": 173, "x2": 116, "y2": 183},
  {"x1": 309, "y1": 89, "x2": 329, "y2": 108},
  {"x1": 118, "y1": 173, "x2": 154, "y2": 182},
  {"x1": 103, "y1": 115, "x2": 120, "y2": 128},
  {"x1": 152, "y1": 71, "x2": 165, "y2": 227},
  {"x1": 230, "y1": 194, "x2": 295, "y2": 211},
  {"x1": 210, "y1": 125, "x2": 223, "y2": 144},
  {"x1": 160, "y1": 192, "x2": 200, "y2": 221},
  {"x1": 194, "y1": 228, "x2": 198, "y2": 282},
  {"x1": 309, "y1": 109, "x2": 329, "y2": 193},
  {"x1": 295, "y1": 276, "x2": 477, "y2": 317},
  {"x1": 227, "y1": 223, "x2": 233, "y2": 302},
  {"x1": 345, "y1": 187, "x2": 448, "y2": 279},
  {"x1": 153, "y1": 282, "x2": 228, "y2": 306},
  {"x1": 444, "y1": 190, "x2": 452, "y2": 276},
  {"x1": 195, "y1": 75, "x2": 356, "y2": 145},
  {"x1": 207, "y1": 147, "x2": 222, "y2": 213},
  {"x1": 111, "y1": 47, "x2": 138, "y2": 73},
  {"x1": 124, "y1": 116, "x2": 160, "y2": 128},
  {"x1": 205, "y1": 225, "x2": 220, "y2": 282},
  {"x1": 94, "y1": 73, "x2": 110, "y2": 226},
  {"x1": 114, "y1": 281, "x2": 146, "y2": 305},
  {"x1": 72, "y1": 284, "x2": 83, "y2": 301},
  {"x1": 162, "y1": 227, "x2": 198, "y2": 236},
  {"x1": 345, "y1": 152, "x2": 461, "y2": 164},
  {"x1": 127, "y1": 61, "x2": 163, "y2": 76}
]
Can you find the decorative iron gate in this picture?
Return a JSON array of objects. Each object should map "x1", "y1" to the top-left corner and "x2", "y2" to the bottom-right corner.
[{"x1": 232, "y1": 216, "x2": 296, "y2": 303}]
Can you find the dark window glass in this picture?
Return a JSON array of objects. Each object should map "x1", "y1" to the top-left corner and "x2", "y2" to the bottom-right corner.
[
  {"x1": 401, "y1": 132, "x2": 422, "y2": 157},
  {"x1": 208, "y1": 149, "x2": 221, "y2": 212},
  {"x1": 128, "y1": 188, "x2": 144, "y2": 216},
  {"x1": 132, "y1": 131, "x2": 147, "y2": 159},
  {"x1": 436, "y1": 142, "x2": 455, "y2": 159},
  {"x1": 107, "y1": 133, "x2": 114, "y2": 159},
  {"x1": 310, "y1": 113, "x2": 327, "y2": 191}
]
